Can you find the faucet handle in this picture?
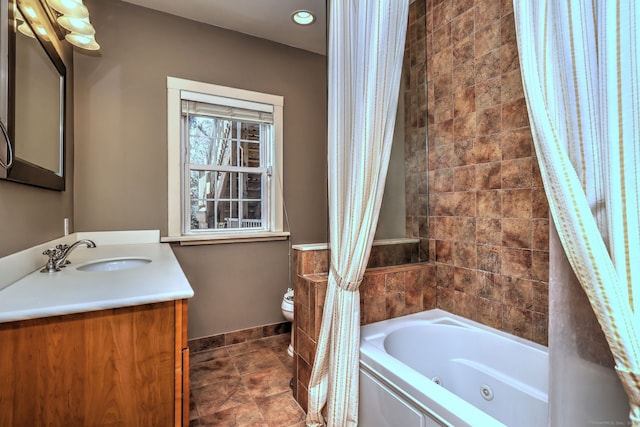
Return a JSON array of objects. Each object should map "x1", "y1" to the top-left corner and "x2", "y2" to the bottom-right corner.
[
  {"x1": 41, "y1": 248, "x2": 62, "y2": 273},
  {"x1": 56, "y1": 243, "x2": 69, "y2": 251},
  {"x1": 43, "y1": 248, "x2": 57, "y2": 257}
]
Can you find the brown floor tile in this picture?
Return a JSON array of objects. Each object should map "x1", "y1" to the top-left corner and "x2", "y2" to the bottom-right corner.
[
  {"x1": 232, "y1": 349, "x2": 283, "y2": 375},
  {"x1": 191, "y1": 347, "x2": 230, "y2": 364},
  {"x1": 261, "y1": 333, "x2": 292, "y2": 349},
  {"x1": 256, "y1": 391, "x2": 306, "y2": 427},
  {"x1": 190, "y1": 357, "x2": 239, "y2": 388},
  {"x1": 197, "y1": 401, "x2": 269, "y2": 427},
  {"x1": 226, "y1": 338, "x2": 273, "y2": 356},
  {"x1": 275, "y1": 350, "x2": 294, "y2": 368},
  {"x1": 242, "y1": 364, "x2": 293, "y2": 398},
  {"x1": 193, "y1": 377, "x2": 254, "y2": 416},
  {"x1": 190, "y1": 333, "x2": 299, "y2": 425}
]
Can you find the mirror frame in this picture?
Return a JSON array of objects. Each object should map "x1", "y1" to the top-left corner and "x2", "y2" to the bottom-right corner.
[{"x1": 1, "y1": 0, "x2": 66, "y2": 191}]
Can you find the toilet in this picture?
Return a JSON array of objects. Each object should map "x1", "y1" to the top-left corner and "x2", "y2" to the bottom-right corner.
[{"x1": 281, "y1": 288, "x2": 294, "y2": 357}]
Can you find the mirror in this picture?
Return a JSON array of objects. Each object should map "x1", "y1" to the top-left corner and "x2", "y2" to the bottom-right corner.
[{"x1": 0, "y1": 0, "x2": 66, "y2": 190}]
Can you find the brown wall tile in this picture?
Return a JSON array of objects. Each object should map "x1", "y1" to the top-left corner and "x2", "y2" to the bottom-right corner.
[
  {"x1": 314, "y1": 250, "x2": 329, "y2": 274},
  {"x1": 453, "y1": 62, "x2": 476, "y2": 89},
  {"x1": 502, "y1": 189, "x2": 532, "y2": 218},
  {"x1": 477, "y1": 244, "x2": 502, "y2": 274},
  {"x1": 532, "y1": 219, "x2": 550, "y2": 250},
  {"x1": 475, "y1": 0, "x2": 501, "y2": 23},
  {"x1": 477, "y1": 218, "x2": 502, "y2": 245},
  {"x1": 476, "y1": 77, "x2": 502, "y2": 111},
  {"x1": 476, "y1": 50, "x2": 501, "y2": 82},
  {"x1": 477, "y1": 271, "x2": 503, "y2": 300},
  {"x1": 477, "y1": 297, "x2": 503, "y2": 329},
  {"x1": 477, "y1": 105, "x2": 502, "y2": 136},
  {"x1": 454, "y1": 86, "x2": 476, "y2": 116},
  {"x1": 501, "y1": 69, "x2": 524, "y2": 103},
  {"x1": 453, "y1": 165, "x2": 476, "y2": 191},
  {"x1": 477, "y1": 190, "x2": 502, "y2": 217},
  {"x1": 502, "y1": 97, "x2": 529, "y2": 130},
  {"x1": 476, "y1": 161, "x2": 502, "y2": 190},
  {"x1": 501, "y1": 128, "x2": 533, "y2": 159},
  {"x1": 475, "y1": 24, "x2": 501, "y2": 57},
  {"x1": 453, "y1": 112, "x2": 476, "y2": 141},
  {"x1": 362, "y1": 295, "x2": 387, "y2": 325},
  {"x1": 453, "y1": 0, "x2": 474, "y2": 17},
  {"x1": 500, "y1": 40, "x2": 520, "y2": 73},
  {"x1": 502, "y1": 157, "x2": 532, "y2": 188},
  {"x1": 453, "y1": 242, "x2": 477, "y2": 269},
  {"x1": 502, "y1": 218, "x2": 532, "y2": 248},
  {"x1": 452, "y1": 9, "x2": 474, "y2": 43},
  {"x1": 502, "y1": 248, "x2": 532, "y2": 279}
]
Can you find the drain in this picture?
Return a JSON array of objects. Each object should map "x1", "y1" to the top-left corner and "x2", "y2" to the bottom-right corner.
[
  {"x1": 431, "y1": 376, "x2": 442, "y2": 385},
  {"x1": 480, "y1": 384, "x2": 494, "y2": 401}
]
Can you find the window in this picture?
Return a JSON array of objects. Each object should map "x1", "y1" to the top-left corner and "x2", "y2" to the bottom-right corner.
[{"x1": 165, "y1": 77, "x2": 287, "y2": 243}]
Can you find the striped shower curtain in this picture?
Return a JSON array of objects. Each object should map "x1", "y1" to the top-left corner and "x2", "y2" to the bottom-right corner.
[
  {"x1": 305, "y1": 1, "x2": 409, "y2": 425},
  {"x1": 514, "y1": 1, "x2": 640, "y2": 424}
]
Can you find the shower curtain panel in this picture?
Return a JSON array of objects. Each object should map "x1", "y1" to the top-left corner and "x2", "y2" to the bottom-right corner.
[
  {"x1": 305, "y1": 1, "x2": 408, "y2": 426},
  {"x1": 514, "y1": 1, "x2": 640, "y2": 423}
]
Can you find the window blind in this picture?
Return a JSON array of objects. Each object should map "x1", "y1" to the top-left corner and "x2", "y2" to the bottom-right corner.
[{"x1": 181, "y1": 91, "x2": 274, "y2": 124}]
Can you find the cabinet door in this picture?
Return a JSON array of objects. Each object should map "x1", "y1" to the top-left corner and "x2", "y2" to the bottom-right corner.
[
  {"x1": 0, "y1": 314, "x2": 86, "y2": 426},
  {"x1": 84, "y1": 303, "x2": 175, "y2": 426},
  {"x1": 0, "y1": 302, "x2": 177, "y2": 426}
]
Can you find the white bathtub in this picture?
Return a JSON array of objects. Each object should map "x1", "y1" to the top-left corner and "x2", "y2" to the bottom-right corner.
[{"x1": 359, "y1": 309, "x2": 548, "y2": 427}]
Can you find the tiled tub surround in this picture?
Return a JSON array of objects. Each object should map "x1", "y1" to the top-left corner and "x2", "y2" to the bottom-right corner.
[
  {"x1": 291, "y1": 0, "x2": 552, "y2": 411},
  {"x1": 292, "y1": 245, "x2": 436, "y2": 411},
  {"x1": 407, "y1": 0, "x2": 549, "y2": 343}
]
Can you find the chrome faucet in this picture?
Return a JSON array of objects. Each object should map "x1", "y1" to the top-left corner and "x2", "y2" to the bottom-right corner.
[{"x1": 41, "y1": 239, "x2": 96, "y2": 273}]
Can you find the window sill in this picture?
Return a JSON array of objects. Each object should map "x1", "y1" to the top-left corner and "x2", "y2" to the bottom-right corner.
[{"x1": 161, "y1": 231, "x2": 290, "y2": 246}]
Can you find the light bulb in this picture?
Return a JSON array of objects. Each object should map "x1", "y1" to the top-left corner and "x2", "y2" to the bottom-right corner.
[
  {"x1": 46, "y1": 0, "x2": 88, "y2": 19},
  {"x1": 22, "y1": 6, "x2": 37, "y2": 19},
  {"x1": 65, "y1": 32, "x2": 100, "y2": 50},
  {"x1": 57, "y1": 16, "x2": 95, "y2": 35},
  {"x1": 17, "y1": 22, "x2": 35, "y2": 38},
  {"x1": 292, "y1": 10, "x2": 315, "y2": 25}
]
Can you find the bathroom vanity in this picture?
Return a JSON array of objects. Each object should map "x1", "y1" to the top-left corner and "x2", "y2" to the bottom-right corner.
[{"x1": 0, "y1": 231, "x2": 194, "y2": 426}]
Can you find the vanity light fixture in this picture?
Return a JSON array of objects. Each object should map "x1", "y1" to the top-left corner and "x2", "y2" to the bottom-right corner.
[
  {"x1": 44, "y1": 0, "x2": 100, "y2": 50},
  {"x1": 291, "y1": 10, "x2": 315, "y2": 25}
]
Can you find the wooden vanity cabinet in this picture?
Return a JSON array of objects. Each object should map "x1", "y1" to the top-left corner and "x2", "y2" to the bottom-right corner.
[{"x1": 0, "y1": 299, "x2": 189, "y2": 426}]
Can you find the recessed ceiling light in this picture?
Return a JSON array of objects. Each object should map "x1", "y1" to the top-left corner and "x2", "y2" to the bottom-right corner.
[{"x1": 292, "y1": 10, "x2": 315, "y2": 25}]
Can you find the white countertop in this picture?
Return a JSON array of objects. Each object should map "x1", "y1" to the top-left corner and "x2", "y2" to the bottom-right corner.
[{"x1": 0, "y1": 232, "x2": 194, "y2": 323}]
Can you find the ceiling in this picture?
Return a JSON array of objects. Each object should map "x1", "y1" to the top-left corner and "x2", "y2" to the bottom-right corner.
[{"x1": 121, "y1": 0, "x2": 327, "y2": 55}]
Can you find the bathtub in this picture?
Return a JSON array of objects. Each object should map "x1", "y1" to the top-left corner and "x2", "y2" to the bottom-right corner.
[{"x1": 359, "y1": 309, "x2": 548, "y2": 427}]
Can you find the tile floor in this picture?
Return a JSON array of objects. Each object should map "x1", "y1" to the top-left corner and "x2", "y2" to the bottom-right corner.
[{"x1": 189, "y1": 333, "x2": 306, "y2": 427}]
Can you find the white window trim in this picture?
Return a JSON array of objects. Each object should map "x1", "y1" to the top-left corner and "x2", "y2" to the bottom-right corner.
[{"x1": 163, "y1": 76, "x2": 288, "y2": 244}]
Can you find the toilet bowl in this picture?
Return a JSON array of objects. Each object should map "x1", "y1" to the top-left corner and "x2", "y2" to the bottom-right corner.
[{"x1": 281, "y1": 288, "x2": 294, "y2": 357}]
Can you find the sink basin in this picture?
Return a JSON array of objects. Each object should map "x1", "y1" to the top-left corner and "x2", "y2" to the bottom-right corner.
[{"x1": 76, "y1": 258, "x2": 152, "y2": 272}]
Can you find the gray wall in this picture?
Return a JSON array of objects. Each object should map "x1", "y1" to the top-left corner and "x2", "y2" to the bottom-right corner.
[
  {"x1": 0, "y1": 6, "x2": 74, "y2": 259},
  {"x1": 73, "y1": 0, "x2": 327, "y2": 339}
]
